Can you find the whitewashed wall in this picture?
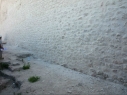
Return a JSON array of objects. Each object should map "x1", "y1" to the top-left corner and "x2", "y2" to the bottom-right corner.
[{"x1": 0, "y1": 0, "x2": 127, "y2": 86}]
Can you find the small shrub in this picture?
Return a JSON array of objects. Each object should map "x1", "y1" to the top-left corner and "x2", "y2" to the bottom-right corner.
[
  {"x1": 22, "y1": 63, "x2": 30, "y2": 70},
  {"x1": 0, "y1": 62, "x2": 9, "y2": 70},
  {"x1": 28, "y1": 76, "x2": 40, "y2": 83}
]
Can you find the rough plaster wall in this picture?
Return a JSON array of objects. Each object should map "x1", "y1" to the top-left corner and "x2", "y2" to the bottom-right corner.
[{"x1": 0, "y1": 0, "x2": 127, "y2": 86}]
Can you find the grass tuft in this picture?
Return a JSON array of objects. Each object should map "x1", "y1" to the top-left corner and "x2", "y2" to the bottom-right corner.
[
  {"x1": 0, "y1": 62, "x2": 9, "y2": 70},
  {"x1": 28, "y1": 76, "x2": 40, "y2": 83},
  {"x1": 22, "y1": 63, "x2": 30, "y2": 70},
  {"x1": 17, "y1": 93, "x2": 22, "y2": 95},
  {"x1": 13, "y1": 92, "x2": 22, "y2": 95}
]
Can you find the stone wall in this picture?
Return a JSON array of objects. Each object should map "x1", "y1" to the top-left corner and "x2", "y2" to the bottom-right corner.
[{"x1": 0, "y1": 0, "x2": 127, "y2": 86}]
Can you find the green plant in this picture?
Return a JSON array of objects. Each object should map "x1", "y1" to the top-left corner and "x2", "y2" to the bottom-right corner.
[
  {"x1": 0, "y1": 62, "x2": 9, "y2": 70},
  {"x1": 13, "y1": 92, "x2": 15, "y2": 95},
  {"x1": 13, "y1": 92, "x2": 22, "y2": 95},
  {"x1": 22, "y1": 63, "x2": 30, "y2": 70},
  {"x1": 21, "y1": 59, "x2": 24, "y2": 62},
  {"x1": 17, "y1": 93, "x2": 22, "y2": 95},
  {"x1": 28, "y1": 76, "x2": 40, "y2": 83}
]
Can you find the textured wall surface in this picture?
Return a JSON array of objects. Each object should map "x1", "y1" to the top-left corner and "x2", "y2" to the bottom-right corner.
[{"x1": 0, "y1": 0, "x2": 127, "y2": 86}]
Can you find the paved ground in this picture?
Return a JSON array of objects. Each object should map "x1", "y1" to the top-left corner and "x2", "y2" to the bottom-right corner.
[{"x1": 0, "y1": 46, "x2": 127, "y2": 95}]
